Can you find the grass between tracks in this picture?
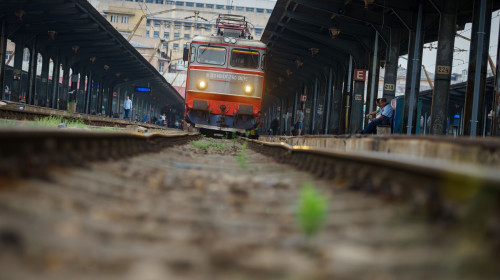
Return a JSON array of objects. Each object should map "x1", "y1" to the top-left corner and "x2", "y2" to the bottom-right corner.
[{"x1": 0, "y1": 116, "x2": 121, "y2": 131}]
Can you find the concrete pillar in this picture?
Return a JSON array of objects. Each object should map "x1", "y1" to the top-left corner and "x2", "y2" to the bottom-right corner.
[
  {"x1": 403, "y1": 1, "x2": 424, "y2": 134},
  {"x1": 280, "y1": 98, "x2": 284, "y2": 134},
  {"x1": 0, "y1": 19, "x2": 7, "y2": 100},
  {"x1": 493, "y1": 15, "x2": 500, "y2": 136},
  {"x1": 107, "y1": 85, "x2": 114, "y2": 117},
  {"x1": 382, "y1": 29, "x2": 401, "y2": 102},
  {"x1": 430, "y1": 0, "x2": 457, "y2": 135},
  {"x1": 39, "y1": 55, "x2": 50, "y2": 107},
  {"x1": 368, "y1": 32, "x2": 380, "y2": 118},
  {"x1": 292, "y1": 90, "x2": 298, "y2": 129},
  {"x1": 331, "y1": 71, "x2": 344, "y2": 134},
  {"x1": 26, "y1": 39, "x2": 38, "y2": 105},
  {"x1": 50, "y1": 56, "x2": 60, "y2": 109},
  {"x1": 464, "y1": 0, "x2": 493, "y2": 137},
  {"x1": 311, "y1": 78, "x2": 318, "y2": 134},
  {"x1": 341, "y1": 56, "x2": 354, "y2": 134},
  {"x1": 12, "y1": 42, "x2": 24, "y2": 102},
  {"x1": 78, "y1": 72, "x2": 86, "y2": 112},
  {"x1": 350, "y1": 78, "x2": 366, "y2": 134}
]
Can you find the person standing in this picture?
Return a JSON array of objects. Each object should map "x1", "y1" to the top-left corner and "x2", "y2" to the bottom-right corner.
[
  {"x1": 123, "y1": 96, "x2": 132, "y2": 120},
  {"x1": 295, "y1": 108, "x2": 304, "y2": 136},
  {"x1": 270, "y1": 118, "x2": 280, "y2": 135}
]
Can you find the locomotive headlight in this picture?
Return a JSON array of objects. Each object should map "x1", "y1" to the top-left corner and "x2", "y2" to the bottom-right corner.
[
  {"x1": 224, "y1": 37, "x2": 230, "y2": 43},
  {"x1": 243, "y1": 84, "x2": 254, "y2": 95},
  {"x1": 230, "y1": 38, "x2": 237, "y2": 44},
  {"x1": 197, "y1": 80, "x2": 208, "y2": 90}
]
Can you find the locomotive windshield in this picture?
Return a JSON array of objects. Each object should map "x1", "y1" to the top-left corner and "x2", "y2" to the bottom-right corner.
[
  {"x1": 230, "y1": 49, "x2": 260, "y2": 69},
  {"x1": 197, "y1": 46, "x2": 226, "y2": 65}
]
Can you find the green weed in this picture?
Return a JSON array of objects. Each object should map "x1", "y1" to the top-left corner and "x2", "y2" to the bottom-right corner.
[
  {"x1": 295, "y1": 183, "x2": 329, "y2": 237},
  {"x1": 236, "y1": 141, "x2": 248, "y2": 169}
]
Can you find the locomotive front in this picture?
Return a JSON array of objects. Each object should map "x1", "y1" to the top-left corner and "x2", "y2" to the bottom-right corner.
[{"x1": 184, "y1": 15, "x2": 266, "y2": 134}]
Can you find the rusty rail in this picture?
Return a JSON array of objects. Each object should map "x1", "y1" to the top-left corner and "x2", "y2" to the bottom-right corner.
[
  {"x1": 0, "y1": 130, "x2": 200, "y2": 177},
  {"x1": 247, "y1": 138, "x2": 500, "y2": 223}
]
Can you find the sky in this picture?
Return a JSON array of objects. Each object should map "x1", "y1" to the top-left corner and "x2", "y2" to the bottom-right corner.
[{"x1": 400, "y1": 10, "x2": 500, "y2": 76}]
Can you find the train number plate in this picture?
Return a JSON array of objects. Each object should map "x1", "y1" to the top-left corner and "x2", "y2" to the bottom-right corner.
[
  {"x1": 384, "y1": 83, "x2": 395, "y2": 91},
  {"x1": 437, "y1": 65, "x2": 451, "y2": 75}
]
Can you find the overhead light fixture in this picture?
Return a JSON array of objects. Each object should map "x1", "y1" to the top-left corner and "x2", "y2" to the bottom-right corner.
[
  {"x1": 364, "y1": 0, "x2": 375, "y2": 9},
  {"x1": 329, "y1": 27, "x2": 341, "y2": 39},
  {"x1": 286, "y1": 69, "x2": 293, "y2": 77},
  {"x1": 14, "y1": 10, "x2": 25, "y2": 21},
  {"x1": 104, "y1": 65, "x2": 110, "y2": 71},
  {"x1": 89, "y1": 57, "x2": 96, "y2": 64},
  {"x1": 48, "y1": 30, "x2": 57, "y2": 40},
  {"x1": 309, "y1": 48, "x2": 319, "y2": 58},
  {"x1": 124, "y1": 78, "x2": 129, "y2": 82},
  {"x1": 115, "y1": 72, "x2": 121, "y2": 78},
  {"x1": 295, "y1": 59, "x2": 303, "y2": 69},
  {"x1": 380, "y1": 60, "x2": 386, "y2": 68},
  {"x1": 278, "y1": 77, "x2": 284, "y2": 83},
  {"x1": 72, "y1": 45, "x2": 79, "y2": 54}
]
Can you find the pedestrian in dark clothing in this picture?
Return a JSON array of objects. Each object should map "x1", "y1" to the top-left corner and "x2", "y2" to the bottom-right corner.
[{"x1": 270, "y1": 118, "x2": 280, "y2": 136}]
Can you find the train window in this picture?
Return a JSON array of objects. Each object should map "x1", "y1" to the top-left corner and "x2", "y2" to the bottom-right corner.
[
  {"x1": 261, "y1": 54, "x2": 266, "y2": 70},
  {"x1": 230, "y1": 49, "x2": 260, "y2": 69},
  {"x1": 198, "y1": 46, "x2": 226, "y2": 65},
  {"x1": 190, "y1": 46, "x2": 196, "y2": 63}
]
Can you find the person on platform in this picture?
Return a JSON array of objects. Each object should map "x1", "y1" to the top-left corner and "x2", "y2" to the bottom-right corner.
[
  {"x1": 362, "y1": 98, "x2": 393, "y2": 134},
  {"x1": 123, "y1": 96, "x2": 132, "y2": 120},
  {"x1": 294, "y1": 108, "x2": 304, "y2": 136},
  {"x1": 270, "y1": 118, "x2": 280, "y2": 136}
]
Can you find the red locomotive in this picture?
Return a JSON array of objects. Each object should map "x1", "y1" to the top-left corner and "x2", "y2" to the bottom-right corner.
[{"x1": 183, "y1": 14, "x2": 266, "y2": 136}]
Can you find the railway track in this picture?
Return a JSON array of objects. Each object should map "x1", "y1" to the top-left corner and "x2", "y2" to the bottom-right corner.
[
  {"x1": 0, "y1": 100, "x2": 165, "y2": 129},
  {"x1": 0, "y1": 135, "x2": 498, "y2": 279}
]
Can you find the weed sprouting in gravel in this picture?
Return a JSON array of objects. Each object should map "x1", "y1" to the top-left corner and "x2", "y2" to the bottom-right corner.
[
  {"x1": 236, "y1": 141, "x2": 249, "y2": 169},
  {"x1": 191, "y1": 140, "x2": 212, "y2": 150},
  {"x1": 191, "y1": 140, "x2": 229, "y2": 151},
  {"x1": 295, "y1": 183, "x2": 329, "y2": 238}
]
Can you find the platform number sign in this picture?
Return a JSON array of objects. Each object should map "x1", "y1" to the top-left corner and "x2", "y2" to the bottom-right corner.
[
  {"x1": 300, "y1": 94, "x2": 307, "y2": 102},
  {"x1": 354, "y1": 69, "x2": 367, "y2": 81},
  {"x1": 384, "y1": 83, "x2": 395, "y2": 91},
  {"x1": 436, "y1": 65, "x2": 451, "y2": 75}
]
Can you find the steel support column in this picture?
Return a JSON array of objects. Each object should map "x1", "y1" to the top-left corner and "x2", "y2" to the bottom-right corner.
[
  {"x1": 331, "y1": 71, "x2": 344, "y2": 134},
  {"x1": 464, "y1": 0, "x2": 493, "y2": 137},
  {"x1": 493, "y1": 15, "x2": 500, "y2": 136},
  {"x1": 292, "y1": 91, "x2": 298, "y2": 129},
  {"x1": 26, "y1": 38, "x2": 38, "y2": 105},
  {"x1": 107, "y1": 85, "x2": 114, "y2": 117},
  {"x1": 12, "y1": 41, "x2": 24, "y2": 102},
  {"x1": 0, "y1": 19, "x2": 7, "y2": 100},
  {"x1": 85, "y1": 72, "x2": 92, "y2": 114},
  {"x1": 280, "y1": 98, "x2": 284, "y2": 135},
  {"x1": 78, "y1": 72, "x2": 86, "y2": 113},
  {"x1": 342, "y1": 56, "x2": 354, "y2": 134},
  {"x1": 383, "y1": 29, "x2": 401, "y2": 102},
  {"x1": 369, "y1": 32, "x2": 379, "y2": 117},
  {"x1": 404, "y1": 1, "x2": 424, "y2": 135},
  {"x1": 60, "y1": 63, "x2": 70, "y2": 110},
  {"x1": 430, "y1": 0, "x2": 457, "y2": 135},
  {"x1": 39, "y1": 54, "x2": 50, "y2": 107},
  {"x1": 50, "y1": 56, "x2": 60, "y2": 109},
  {"x1": 311, "y1": 78, "x2": 318, "y2": 134},
  {"x1": 324, "y1": 67, "x2": 333, "y2": 134}
]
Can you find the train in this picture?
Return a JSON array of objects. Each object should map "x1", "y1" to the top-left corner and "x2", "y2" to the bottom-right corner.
[{"x1": 183, "y1": 14, "x2": 266, "y2": 137}]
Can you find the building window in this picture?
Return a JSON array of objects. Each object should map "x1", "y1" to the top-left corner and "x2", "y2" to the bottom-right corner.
[
  {"x1": 154, "y1": 31, "x2": 159, "y2": 38},
  {"x1": 164, "y1": 32, "x2": 170, "y2": 38},
  {"x1": 121, "y1": 16, "x2": 129, "y2": 24},
  {"x1": 156, "y1": 0, "x2": 164, "y2": 3},
  {"x1": 163, "y1": 43, "x2": 168, "y2": 49},
  {"x1": 184, "y1": 25, "x2": 191, "y2": 30},
  {"x1": 135, "y1": 0, "x2": 144, "y2": 2},
  {"x1": 175, "y1": 1, "x2": 184, "y2": 6},
  {"x1": 166, "y1": 0, "x2": 174, "y2": 4},
  {"x1": 159, "y1": 62, "x2": 165, "y2": 73},
  {"x1": 255, "y1": 29, "x2": 262, "y2": 36},
  {"x1": 184, "y1": 34, "x2": 190, "y2": 39},
  {"x1": 206, "y1": 4, "x2": 213, "y2": 8},
  {"x1": 110, "y1": 15, "x2": 119, "y2": 22},
  {"x1": 174, "y1": 33, "x2": 180, "y2": 38},
  {"x1": 226, "y1": 6, "x2": 234, "y2": 10},
  {"x1": 236, "y1": 6, "x2": 244, "y2": 11},
  {"x1": 186, "y1": 2, "x2": 194, "y2": 7},
  {"x1": 196, "y1": 3, "x2": 204, "y2": 7},
  {"x1": 216, "y1": 5, "x2": 224, "y2": 9},
  {"x1": 266, "y1": 9, "x2": 273, "y2": 13},
  {"x1": 146, "y1": 30, "x2": 150, "y2": 37},
  {"x1": 246, "y1": 7, "x2": 254, "y2": 12},
  {"x1": 154, "y1": 20, "x2": 160, "y2": 27},
  {"x1": 145, "y1": 0, "x2": 153, "y2": 3},
  {"x1": 173, "y1": 43, "x2": 179, "y2": 49},
  {"x1": 164, "y1": 21, "x2": 171, "y2": 28},
  {"x1": 256, "y1": 8, "x2": 264, "y2": 13},
  {"x1": 146, "y1": 19, "x2": 151, "y2": 26},
  {"x1": 174, "y1": 24, "x2": 180, "y2": 29},
  {"x1": 204, "y1": 24, "x2": 211, "y2": 30}
]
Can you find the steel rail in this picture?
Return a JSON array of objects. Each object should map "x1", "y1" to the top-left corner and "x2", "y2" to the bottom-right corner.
[
  {"x1": 247, "y1": 138, "x2": 500, "y2": 220},
  {"x1": 0, "y1": 130, "x2": 200, "y2": 177}
]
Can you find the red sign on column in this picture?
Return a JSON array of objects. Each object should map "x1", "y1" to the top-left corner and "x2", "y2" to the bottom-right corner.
[
  {"x1": 300, "y1": 94, "x2": 307, "y2": 102},
  {"x1": 354, "y1": 69, "x2": 367, "y2": 81}
]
